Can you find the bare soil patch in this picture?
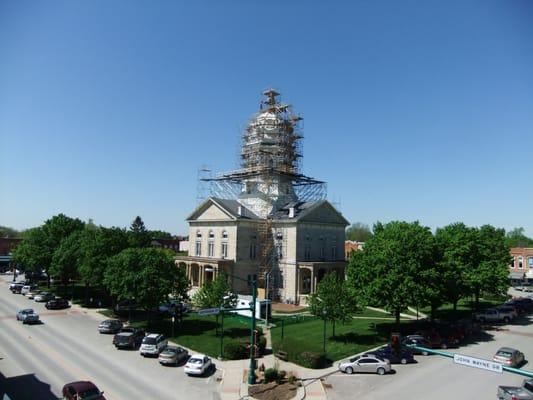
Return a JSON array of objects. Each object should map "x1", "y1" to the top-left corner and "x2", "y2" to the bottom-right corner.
[{"x1": 248, "y1": 382, "x2": 298, "y2": 400}]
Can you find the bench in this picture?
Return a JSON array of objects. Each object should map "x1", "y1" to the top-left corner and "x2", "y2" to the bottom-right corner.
[{"x1": 275, "y1": 351, "x2": 288, "y2": 361}]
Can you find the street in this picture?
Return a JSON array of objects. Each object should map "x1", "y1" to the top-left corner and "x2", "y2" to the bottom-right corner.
[
  {"x1": 0, "y1": 275, "x2": 220, "y2": 400},
  {"x1": 324, "y1": 305, "x2": 533, "y2": 399}
]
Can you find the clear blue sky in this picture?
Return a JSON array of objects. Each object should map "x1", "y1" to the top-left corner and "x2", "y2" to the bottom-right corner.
[{"x1": 1, "y1": 0, "x2": 532, "y2": 236}]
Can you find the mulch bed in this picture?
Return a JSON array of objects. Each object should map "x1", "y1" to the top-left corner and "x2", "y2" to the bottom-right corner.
[{"x1": 248, "y1": 382, "x2": 298, "y2": 400}]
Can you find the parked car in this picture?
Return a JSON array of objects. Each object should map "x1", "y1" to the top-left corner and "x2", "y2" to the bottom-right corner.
[
  {"x1": 98, "y1": 319, "x2": 123, "y2": 334},
  {"x1": 158, "y1": 300, "x2": 190, "y2": 315},
  {"x1": 339, "y1": 354, "x2": 392, "y2": 375},
  {"x1": 16, "y1": 309, "x2": 36, "y2": 322},
  {"x1": 140, "y1": 334, "x2": 168, "y2": 356},
  {"x1": 21, "y1": 285, "x2": 37, "y2": 295},
  {"x1": 367, "y1": 345, "x2": 415, "y2": 365},
  {"x1": 34, "y1": 292, "x2": 54, "y2": 302},
  {"x1": 497, "y1": 305, "x2": 519, "y2": 319},
  {"x1": 114, "y1": 299, "x2": 140, "y2": 315},
  {"x1": 25, "y1": 289, "x2": 41, "y2": 300},
  {"x1": 498, "y1": 378, "x2": 533, "y2": 400},
  {"x1": 46, "y1": 298, "x2": 70, "y2": 310},
  {"x1": 113, "y1": 327, "x2": 145, "y2": 349},
  {"x1": 184, "y1": 354, "x2": 213, "y2": 376},
  {"x1": 159, "y1": 346, "x2": 189, "y2": 366},
  {"x1": 62, "y1": 381, "x2": 106, "y2": 400},
  {"x1": 493, "y1": 347, "x2": 525, "y2": 368},
  {"x1": 509, "y1": 298, "x2": 533, "y2": 313},
  {"x1": 11, "y1": 284, "x2": 24, "y2": 294},
  {"x1": 401, "y1": 335, "x2": 431, "y2": 355},
  {"x1": 473, "y1": 308, "x2": 513, "y2": 323}
]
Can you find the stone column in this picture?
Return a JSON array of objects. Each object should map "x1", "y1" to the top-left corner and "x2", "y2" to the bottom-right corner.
[{"x1": 199, "y1": 266, "x2": 204, "y2": 286}]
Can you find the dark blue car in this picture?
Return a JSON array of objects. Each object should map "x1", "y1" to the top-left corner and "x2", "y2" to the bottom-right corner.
[{"x1": 366, "y1": 345, "x2": 415, "y2": 365}]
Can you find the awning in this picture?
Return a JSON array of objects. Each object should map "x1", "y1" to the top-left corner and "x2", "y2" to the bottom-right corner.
[{"x1": 509, "y1": 271, "x2": 526, "y2": 280}]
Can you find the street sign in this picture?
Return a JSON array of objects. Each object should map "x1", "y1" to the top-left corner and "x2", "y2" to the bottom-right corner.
[
  {"x1": 453, "y1": 353, "x2": 503, "y2": 374},
  {"x1": 198, "y1": 307, "x2": 220, "y2": 316}
]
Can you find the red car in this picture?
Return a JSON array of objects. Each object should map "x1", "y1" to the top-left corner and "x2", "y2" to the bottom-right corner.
[{"x1": 62, "y1": 381, "x2": 105, "y2": 400}]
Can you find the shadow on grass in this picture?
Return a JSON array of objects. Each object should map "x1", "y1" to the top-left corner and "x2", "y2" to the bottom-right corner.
[{"x1": 329, "y1": 332, "x2": 382, "y2": 346}]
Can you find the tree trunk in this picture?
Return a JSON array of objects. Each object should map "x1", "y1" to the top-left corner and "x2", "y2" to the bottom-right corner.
[
  {"x1": 395, "y1": 309, "x2": 401, "y2": 328},
  {"x1": 474, "y1": 290, "x2": 480, "y2": 310},
  {"x1": 84, "y1": 284, "x2": 89, "y2": 306},
  {"x1": 332, "y1": 320, "x2": 336, "y2": 338},
  {"x1": 430, "y1": 304, "x2": 436, "y2": 322},
  {"x1": 453, "y1": 299, "x2": 458, "y2": 312}
]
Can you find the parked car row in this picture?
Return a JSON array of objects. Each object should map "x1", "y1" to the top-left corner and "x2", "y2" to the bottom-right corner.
[
  {"x1": 474, "y1": 296, "x2": 533, "y2": 324},
  {"x1": 98, "y1": 319, "x2": 213, "y2": 376}
]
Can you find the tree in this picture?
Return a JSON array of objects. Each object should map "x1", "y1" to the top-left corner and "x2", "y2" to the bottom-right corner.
[
  {"x1": 465, "y1": 225, "x2": 511, "y2": 308},
  {"x1": 0, "y1": 225, "x2": 22, "y2": 238},
  {"x1": 505, "y1": 227, "x2": 533, "y2": 248},
  {"x1": 435, "y1": 223, "x2": 477, "y2": 311},
  {"x1": 308, "y1": 272, "x2": 358, "y2": 337},
  {"x1": 104, "y1": 248, "x2": 189, "y2": 316},
  {"x1": 346, "y1": 221, "x2": 436, "y2": 326},
  {"x1": 50, "y1": 230, "x2": 83, "y2": 287},
  {"x1": 150, "y1": 230, "x2": 173, "y2": 239},
  {"x1": 346, "y1": 222, "x2": 373, "y2": 242},
  {"x1": 11, "y1": 227, "x2": 49, "y2": 274},
  {"x1": 192, "y1": 273, "x2": 237, "y2": 309},
  {"x1": 129, "y1": 216, "x2": 151, "y2": 248}
]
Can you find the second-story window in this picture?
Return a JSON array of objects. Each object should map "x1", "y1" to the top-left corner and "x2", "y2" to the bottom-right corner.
[
  {"x1": 305, "y1": 246, "x2": 311, "y2": 261},
  {"x1": 276, "y1": 243, "x2": 283, "y2": 260},
  {"x1": 221, "y1": 243, "x2": 228, "y2": 258},
  {"x1": 250, "y1": 242, "x2": 257, "y2": 260},
  {"x1": 519, "y1": 257, "x2": 523, "y2": 269},
  {"x1": 195, "y1": 241, "x2": 202, "y2": 256},
  {"x1": 331, "y1": 246, "x2": 337, "y2": 260},
  {"x1": 208, "y1": 242, "x2": 214, "y2": 257},
  {"x1": 222, "y1": 230, "x2": 228, "y2": 239}
]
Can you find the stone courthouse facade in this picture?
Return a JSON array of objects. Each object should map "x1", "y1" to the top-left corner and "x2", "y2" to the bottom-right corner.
[{"x1": 176, "y1": 90, "x2": 348, "y2": 305}]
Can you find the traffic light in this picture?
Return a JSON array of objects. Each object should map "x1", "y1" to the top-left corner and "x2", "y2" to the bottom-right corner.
[{"x1": 391, "y1": 332, "x2": 401, "y2": 356}]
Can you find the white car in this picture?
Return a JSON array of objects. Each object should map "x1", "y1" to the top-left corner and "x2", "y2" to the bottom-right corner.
[
  {"x1": 338, "y1": 354, "x2": 392, "y2": 375},
  {"x1": 21, "y1": 285, "x2": 34, "y2": 295},
  {"x1": 139, "y1": 334, "x2": 167, "y2": 357},
  {"x1": 184, "y1": 354, "x2": 213, "y2": 376}
]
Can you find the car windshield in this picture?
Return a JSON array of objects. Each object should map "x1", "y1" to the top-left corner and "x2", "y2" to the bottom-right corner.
[
  {"x1": 496, "y1": 350, "x2": 513, "y2": 358},
  {"x1": 79, "y1": 388, "x2": 101, "y2": 399},
  {"x1": 163, "y1": 348, "x2": 177, "y2": 354},
  {"x1": 189, "y1": 358, "x2": 203, "y2": 364},
  {"x1": 143, "y1": 337, "x2": 157, "y2": 345}
]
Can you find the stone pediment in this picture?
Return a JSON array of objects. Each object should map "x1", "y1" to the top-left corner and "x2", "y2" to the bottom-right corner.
[
  {"x1": 187, "y1": 199, "x2": 235, "y2": 221},
  {"x1": 296, "y1": 201, "x2": 349, "y2": 226}
]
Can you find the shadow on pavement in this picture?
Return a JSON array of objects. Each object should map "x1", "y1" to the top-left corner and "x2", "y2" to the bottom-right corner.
[{"x1": 0, "y1": 372, "x2": 58, "y2": 400}]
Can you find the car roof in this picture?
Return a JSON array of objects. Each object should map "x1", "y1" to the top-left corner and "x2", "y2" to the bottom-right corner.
[
  {"x1": 189, "y1": 353, "x2": 206, "y2": 358},
  {"x1": 65, "y1": 381, "x2": 98, "y2": 391},
  {"x1": 497, "y1": 347, "x2": 517, "y2": 352},
  {"x1": 145, "y1": 333, "x2": 161, "y2": 338}
]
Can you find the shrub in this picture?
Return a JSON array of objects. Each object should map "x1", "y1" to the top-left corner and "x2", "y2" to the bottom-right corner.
[
  {"x1": 224, "y1": 342, "x2": 248, "y2": 360},
  {"x1": 293, "y1": 351, "x2": 327, "y2": 369},
  {"x1": 288, "y1": 374, "x2": 297, "y2": 384},
  {"x1": 264, "y1": 368, "x2": 279, "y2": 383},
  {"x1": 277, "y1": 370, "x2": 287, "y2": 383}
]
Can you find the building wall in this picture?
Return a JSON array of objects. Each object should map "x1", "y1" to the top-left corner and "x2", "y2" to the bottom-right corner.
[
  {"x1": 509, "y1": 247, "x2": 533, "y2": 280},
  {"x1": 188, "y1": 222, "x2": 238, "y2": 260},
  {"x1": 345, "y1": 240, "x2": 365, "y2": 259}
]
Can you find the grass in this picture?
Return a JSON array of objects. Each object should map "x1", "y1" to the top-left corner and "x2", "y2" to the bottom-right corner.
[
  {"x1": 419, "y1": 297, "x2": 506, "y2": 321},
  {"x1": 127, "y1": 312, "x2": 252, "y2": 358},
  {"x1": 271, "y1": 316, "x2": 406, "y2": 366}
]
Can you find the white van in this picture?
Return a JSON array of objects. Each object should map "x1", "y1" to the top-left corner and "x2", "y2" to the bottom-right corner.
[{"x1": 21, "y1": 285, "x2": 35, "y2": 295}]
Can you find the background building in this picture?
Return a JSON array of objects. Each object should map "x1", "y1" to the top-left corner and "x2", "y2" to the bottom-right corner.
[
  {"x1": 176, "y1": 90, "x2": 348, "y2": 305},
  {"x1": 509, "y1": 247, "x2": 533, "y2": 283}
]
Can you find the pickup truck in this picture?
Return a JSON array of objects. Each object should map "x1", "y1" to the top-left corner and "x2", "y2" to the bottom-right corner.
[
  {"x1": 498, "y1": 378, "x2": 533, "y2": 400},
  {"x1": 473, "y1": 308, "x2": 513, "y2": 323}
]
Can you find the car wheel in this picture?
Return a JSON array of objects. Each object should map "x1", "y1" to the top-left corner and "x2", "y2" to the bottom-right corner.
[
  {"x1": 422, "y1": 350, "x2": 429, "y2": 356},
  {"x1": 345, "y1": 367, "x2": 354, "y2": 374},
  {"x1": 503, "y1": 317, "x2": 510, "y2": 323},
  {"x1": 400, "y1": 358, "x2": 407, "y2": 365},
  {"x1": 441, "y1": 343, "x2": 447, "y2": 349},
  {"x1": 377, "y1": 367, "x2": 386, "y2": 375}
]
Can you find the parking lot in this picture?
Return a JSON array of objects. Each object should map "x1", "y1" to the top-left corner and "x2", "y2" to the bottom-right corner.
[{"x1": 0, "y1": 275, "x2": 221, "y2": 400}]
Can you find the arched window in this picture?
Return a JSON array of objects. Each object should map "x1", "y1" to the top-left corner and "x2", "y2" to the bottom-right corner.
[
  {"x1": 196, "y1": 231, "x2": 202, "y2": 239},
  {"x1": 209, "y1": 230, "x2": 214, "y2": 239},
  {"x1": 222, "y1": 230, "x2": 228, "y2": 239}
]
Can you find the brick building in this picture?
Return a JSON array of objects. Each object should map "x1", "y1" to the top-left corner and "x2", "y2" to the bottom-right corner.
[
  {"x1": 509, "y1": 247, "x2": 533, "y2": 283},
  {"x1": 345, "y1": 240, "x2": 364, "y2": 259}
]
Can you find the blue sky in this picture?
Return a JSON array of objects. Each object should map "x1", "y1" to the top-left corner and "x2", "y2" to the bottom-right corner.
[{"x1": 1, "y1": 0, "x2": 532, "y2": 236}]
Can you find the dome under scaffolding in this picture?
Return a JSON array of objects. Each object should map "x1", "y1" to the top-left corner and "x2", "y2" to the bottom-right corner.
[{"x1": 201, "y1": 89, "x2": 326, "y2": 218}]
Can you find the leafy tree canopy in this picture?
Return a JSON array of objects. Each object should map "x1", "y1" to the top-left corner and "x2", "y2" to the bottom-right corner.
[
  {"x1": 346, "y1": 222, "x2": 373, "y2": 242},
  {"x1": 150, "y1": 230, "x2": 173, "y2": 239},
  {"x1": 50, "y1": 230, "x2": 83, "y2": 285},
  {"x1": 505, "y1": 227, "x2": 533, "y2": 248},
  {"x1": 11, "y1": 227, "x2": 49, "y2": 272},
  {"x1": 104, "y1": 248, "x2": 188, "y2": 311},
  {"x1": 0, "y1": 225, "x2": 23, "y2": 238},
  {"x1": 129, "y1": 216, "x2": 151, "y2": 248},
  {"x1": 192, "y1": 273, "x2": 237, "y2": 309}
]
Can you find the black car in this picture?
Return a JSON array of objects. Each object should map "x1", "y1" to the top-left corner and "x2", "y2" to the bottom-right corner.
[
  {"x1": 45, "y1": 298, "x2": 70, "y2": 310},
  {"x1": 367, "y1": 345, "x2": 415, "y2": 365},
  {"x1": 113, "y1": 327, "x2": 146, "y2": 349},
  {"x1": 401, "y1": 335, "x2": 432, "y2": 355}
]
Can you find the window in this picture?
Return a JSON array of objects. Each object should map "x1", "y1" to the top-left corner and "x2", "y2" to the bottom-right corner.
[
  {"x1": 331, "y1": 246, "x2": 337, "y2": 260},
  {"x1": 196, "y1": 231, "x2": 202, "y2": 238},
  {"x1": 529, "y1": 257, "x2": 533, "y2": 268},
  {"x1": 209, "y1": 230, "x2": 214, "y2": 239},
  {"x1": 208, "y1": 242, "x2": 214, "y2": 257},
  {"x1": 276, "y1": 231, "x2": 283, "y2": 241},
  {"x1": 276, "y1": 244, "x2": 283, "y2": 260},
  {"x1": 320, "y1": 246, "x2": 325, "y2": 260},
  {"x1": 511, "y1": 257, "x2": 516, "y2": 269},
  {"x1": 195, "y1": 241, "x2": 202, "y2": 256},
  {"x1": 519, "y1": 257, "x2": 523, "y2": 269},
  {"x1": 221, "y1": 243, "x2": 228, "y2": 258},
  {"x1": 222, "y1": 230, "x2": 228, "y2": 239},
  {"x1": 250, "y1": 243, "x2": 257, "y2": 260},
  {"x1": 305, "y1": 246, "x2": 311, "y2": 261}
]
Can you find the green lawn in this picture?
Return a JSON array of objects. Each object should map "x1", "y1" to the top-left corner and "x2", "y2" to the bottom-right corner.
[
  {"x1": 271, "y1": 316, "x2": 404, "y2": 367},
  {"x1": 419, "y1": 297, "x2": 506, "y2": 321},
  {"x1": 129, "y1": 313, "x2": 252, "y2": 358}
]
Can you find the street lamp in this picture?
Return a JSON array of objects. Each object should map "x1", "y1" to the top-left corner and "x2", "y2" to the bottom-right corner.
[
  {"x1": 322, "y1": 308, "x2": 327, "y2": 353},
  {"x1": 204, "y1": 268, "x2": 257, "y2": 385}
]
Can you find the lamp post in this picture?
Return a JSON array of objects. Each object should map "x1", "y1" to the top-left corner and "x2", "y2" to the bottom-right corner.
[
  {"x1": 204, "y1": 268, "x2": 257, "y2": 385},
  {"x1": 322, "y1": 308, "x2": 327, "y2": 353}
]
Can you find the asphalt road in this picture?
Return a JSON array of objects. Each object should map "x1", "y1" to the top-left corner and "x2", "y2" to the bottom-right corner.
[
  {"x1": 324, "y1": 303, "x2": 533, "y2": 399},
  {"x1": 0, "y1": 275, "x2": 220, "y2": 400}
]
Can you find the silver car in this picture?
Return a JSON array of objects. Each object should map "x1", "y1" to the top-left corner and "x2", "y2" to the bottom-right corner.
[
  {"x1": 158, "y1": 346, "x2": 189, "y2": 366},
  {"x1": 16, "y1": 309, "x2": 35, "y2": 321},
  {"x1": 493, "y1": 347, "x2": 525, "y2": 368},
  {"x1": 339, "y1": 354, "x2": 392, "y2": 375}
]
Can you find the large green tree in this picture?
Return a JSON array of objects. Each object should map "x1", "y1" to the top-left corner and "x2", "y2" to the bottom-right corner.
[
  {"x1": 129, "y1": 216, "x2": 151, "y2": 248},
  {"x1": 346, "y1": 222, "x2": 373, "y2": 242},
  {"x1": 465, "y1": 225, "x2": 510, "y2": 308},
  {"x1": 50, "y1": 230, "x2": 83, "y2": 286},
  {"x1": 435, "y1": 223, "x2": 477, "y2": 311},
  {"x1": 346, "y1": 221, "x2": 437, "y2": 325},
  {"x1": 505, "y1": 227, "x2": 533, "y2": 248},
  {"x1": 308, "y1": 271, "x2": 358, "y2": 337},
  {"x1": 192, "y1": 273, "x2": 237, "y2": 309},
  {"x1": 104, "y1": 248, "x2": 189, "y2": 314},
  {"x1": 0, "y1": 225, "x2": 23, "y2": 238},
  {"x1": 11, "y1": 227, "x2": 49, "y2": 274}
]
